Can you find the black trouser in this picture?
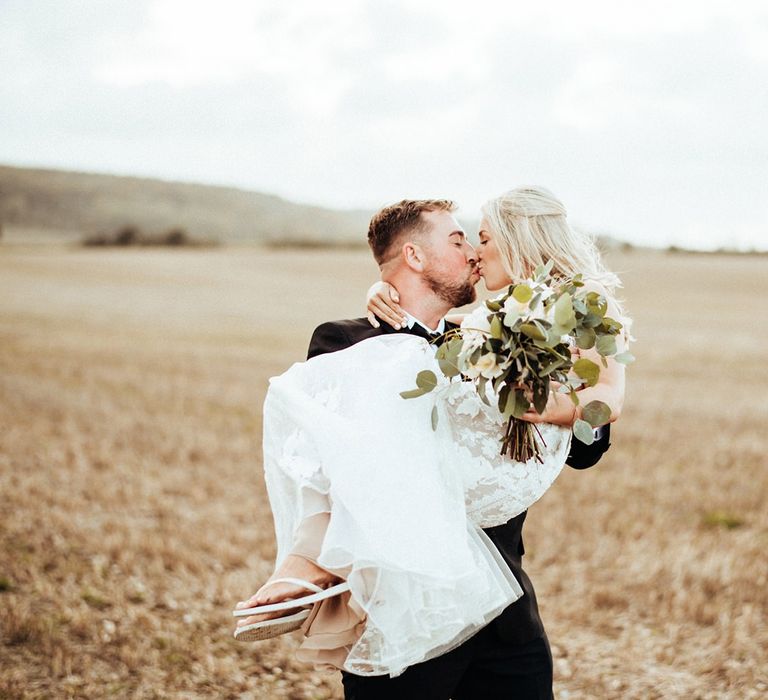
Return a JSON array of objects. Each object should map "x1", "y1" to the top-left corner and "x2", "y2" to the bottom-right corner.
[{"x1": 341, "y1": 627, "x2": 553, "y2": 700}]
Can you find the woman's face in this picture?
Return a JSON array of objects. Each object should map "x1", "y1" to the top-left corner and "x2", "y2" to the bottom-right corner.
[{"x1": 477, "y1": 217, "x2": 513, "y2": 291}]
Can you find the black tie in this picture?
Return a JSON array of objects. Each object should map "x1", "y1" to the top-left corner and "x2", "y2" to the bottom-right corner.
[{"x1": 405, "y1": 324, "x2": 443, "y2": 345}]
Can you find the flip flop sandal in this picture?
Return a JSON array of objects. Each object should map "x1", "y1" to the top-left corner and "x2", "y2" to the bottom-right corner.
[{"x1": 232, "y1": 577, "x2": 350, "y2": 642}]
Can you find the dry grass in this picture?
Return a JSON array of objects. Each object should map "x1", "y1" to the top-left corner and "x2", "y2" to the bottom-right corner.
[{"x1": 1, "y1": 245, "x2": 766, "y2": 699}]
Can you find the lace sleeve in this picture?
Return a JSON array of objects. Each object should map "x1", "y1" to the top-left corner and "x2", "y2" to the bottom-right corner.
[{"x1": 439, "y1": 381, "x2": 571, "y2": 528}]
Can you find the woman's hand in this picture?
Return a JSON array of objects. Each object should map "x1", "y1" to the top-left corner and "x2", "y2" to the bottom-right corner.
[
  {"x1": 523, "y1": 281, "x2": 627, "y2": 427},
  {"x1": 366, "y1": 281, "x2": 407, "y2": 329},
  {"x1": 520, "y1": 383, "x2": 578, "y2": 426}
]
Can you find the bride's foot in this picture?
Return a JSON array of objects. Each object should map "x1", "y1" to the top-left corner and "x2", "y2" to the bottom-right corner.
[{"x1": 234, "y1": 554, "x2": 341, "y2": 631}]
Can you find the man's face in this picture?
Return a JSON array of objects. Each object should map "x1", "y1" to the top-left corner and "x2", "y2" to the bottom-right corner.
[{"x1": 420, "y1": 210, "x2": 479, "y2": 307}]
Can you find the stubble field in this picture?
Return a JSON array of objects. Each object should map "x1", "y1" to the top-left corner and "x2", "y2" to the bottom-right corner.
[{"x1": 0, "y1": 245, "x2": 766, "y2": 699}]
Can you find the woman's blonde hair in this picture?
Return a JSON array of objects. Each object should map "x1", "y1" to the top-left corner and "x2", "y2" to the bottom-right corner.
[{"x1": 481, "y1": 186, "x2": 620, "y2": 288}]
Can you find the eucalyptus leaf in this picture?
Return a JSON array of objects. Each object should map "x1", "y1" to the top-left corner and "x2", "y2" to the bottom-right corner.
[
  {"x1": 614, "y1": 351, "x2": 635, "y2": 365},
  {"x1": 596, "y1": 335, "x2": 617, "y2": 356},
  {"x1": 554, "y1": 292, "x2": 574, "y2": 326},
  {"x1": 513, "y1": 284, "x2": 533, "y2": 304},
  {"x1": 439, "y1": 340, "x2": 463, "y2": 377},
  {"x1": 582, "y1": 313, "x2": 602, "y2": 328},
  {"x1": 490, "y1": 315, "x2": 503, "y2": 339},
  {"x1": 582, "y1": 400, "x2": 611, "y2": 427},
  {"x1": 573, "y1": 358, "x2": 600, "y2": 387},
  {"x1": 486, "y1": 300, "x2": 502, "y2": 312},
  {"x1": 575, "y1": 326, "x2": 596, "y2": 350},
  {"x1": 415, "y1": 370, "x2": 438, "y2": 392},
  {"x1": 431, "y1": 405, "x2": 439, "y2": 430},
  {"x1": 540, "y1": 360, "x2": 565, "y2": 377},
  {"x1": 549, "y1": 323, "x2": 573, "y2": 343},
  {"x1": 534, "y1": 259, "x2": 555, "y2": 279},
  {"x1": 546, "y1": 330, "x2": 564, "y2": 347},
  {"x1": 400, "y1": 388, "x2": 426, "y2": 399},
  {"x1": 512, "y1": 388, "x2": 530, "y2": 418},
  {"x1": 573, "y1": 419, "x2": 595, "y2": 445},
  {"x1": 533, "y1": 378, "x2": 549, "y2": 414},
  {"x1": 520, "y1": 323, "x2": 546, "y2": 341},
  {"x1": 478, "y1": 376, "x2": 491, "y2": 405},
  {"x1": 586, "y1": 292, "x2": 608, "y2": 317},
  {"x1": 498, "y1": 383, "x2": 511, "y2": 414},
  {"x1": 438, "y1": 355, "x2": 460, "y2": 378}
]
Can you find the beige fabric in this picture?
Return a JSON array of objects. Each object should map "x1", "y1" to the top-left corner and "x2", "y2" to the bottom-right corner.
[{"x1": 290, "y1": 512, "x2": 364, "y2": 670}]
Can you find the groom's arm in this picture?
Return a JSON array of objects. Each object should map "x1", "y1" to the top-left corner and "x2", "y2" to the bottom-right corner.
[
  {"x1": 307, "y1": 321, "x2": 354, "y2": 359},
  {"x1": 309, "y1": 319, "x2": 613, "y2": 468},
  {"x1": 307, "y1": 318, "x2": 381, "y2": 359},
  {"x1": 566, "y1": 424, "x2": 611, "y2": 470}
]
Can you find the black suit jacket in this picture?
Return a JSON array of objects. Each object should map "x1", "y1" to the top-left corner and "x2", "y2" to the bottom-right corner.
[{"x1": 307, "y1": 317, "x2": 610, "y2": 645}]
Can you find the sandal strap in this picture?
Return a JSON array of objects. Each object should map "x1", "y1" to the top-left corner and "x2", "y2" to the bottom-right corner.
[
  {"x1": 233, "y1": 581, "x2": 350, "y2": 617},
  {"x1": 259, "y1": 577, "x2": 324, "y2": 594}
]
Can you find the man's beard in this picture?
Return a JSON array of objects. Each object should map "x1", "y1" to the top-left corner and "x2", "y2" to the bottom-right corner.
[{"x1": 424, "y1": 268, "x2": 477, "y2": 308}]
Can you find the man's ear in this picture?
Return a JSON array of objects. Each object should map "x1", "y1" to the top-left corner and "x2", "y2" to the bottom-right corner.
[{"x1": 403, "y1": 242, "x2": 426, "y2": 272}]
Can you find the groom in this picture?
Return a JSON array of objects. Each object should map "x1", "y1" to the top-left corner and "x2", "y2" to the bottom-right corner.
[{"x1": 243, "y1": 199, "x2": 609, "y2": 699}]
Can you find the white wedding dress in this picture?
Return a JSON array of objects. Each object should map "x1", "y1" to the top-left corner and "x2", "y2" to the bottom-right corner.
[{"x1": 263, "y1": 333, "x2": 570, "y2": 677}]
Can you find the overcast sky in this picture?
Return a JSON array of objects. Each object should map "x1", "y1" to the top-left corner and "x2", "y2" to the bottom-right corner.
[{"x1": 1, "y1": 0, "x2": 767, "y2": 249}]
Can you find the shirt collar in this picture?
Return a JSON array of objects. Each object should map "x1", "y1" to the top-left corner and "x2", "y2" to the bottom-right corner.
[{"x1": 404, "y1": 312, "x2": 446, "y2": 335}]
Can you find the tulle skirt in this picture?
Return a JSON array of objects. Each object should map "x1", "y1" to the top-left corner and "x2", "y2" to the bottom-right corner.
[{"x1": 262, "y1": 334, "x2": 569, "y2": 676}]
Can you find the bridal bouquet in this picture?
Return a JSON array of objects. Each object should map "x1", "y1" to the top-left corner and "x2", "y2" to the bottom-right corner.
[{"x1": 401, "y1": 262, "x2": 633, "y2": 462}]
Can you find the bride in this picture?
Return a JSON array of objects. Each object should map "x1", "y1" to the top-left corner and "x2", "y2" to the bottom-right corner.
[{"x1": 233, "y1": 189, "x2": 629, "y2": 681}]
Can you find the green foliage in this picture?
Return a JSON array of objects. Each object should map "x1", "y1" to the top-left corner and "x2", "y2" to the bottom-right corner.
[
  {"x1": 582, "y1": 400, "x2": 612, "y2": 427},
  {"x1": 614, "y1": 351, "x2": 635, "y2": 365},
  {"x1": 596, "y1": 335, "x2": 617, "y2": 356},
  {"x1": 402, "y1": 265, "x2": 631, "y2": 459},
  {"x1": 435, "y1": 338, "x2": 463, "y2": 378},
  {"x1": 573, "y1": 419, "x2": 596, "y2": 445},
  {"x1": 701, "y1": 511, "x2": 745, "y2": 530},
  {"x1": 554, "y1": 292, "x2": 575, "y2": 328},
  {"x1": 512, "y1": 284, "x2": 533, "y2": 303},
  {"x1": 399, "y1": 369, "x2": 439, "y2": 399},
  {"x1": 520, "y1": 323, "x2": 546, "y2": 341},
  {"x1": 416, "y1": 370, "x2": 437, "y2": 391},
  {"x1": 573, "y1": 358, "x2": 600, "y2": 387}
]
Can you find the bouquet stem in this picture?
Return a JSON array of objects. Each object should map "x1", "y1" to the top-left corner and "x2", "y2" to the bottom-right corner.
[{"x1": 500, "y1": 417, "x2": 545, "y2": 463}]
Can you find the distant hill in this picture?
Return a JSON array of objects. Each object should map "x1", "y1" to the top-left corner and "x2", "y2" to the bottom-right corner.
[{"x1": 0, "y1": 165, "x2": 372, "y2": 245}]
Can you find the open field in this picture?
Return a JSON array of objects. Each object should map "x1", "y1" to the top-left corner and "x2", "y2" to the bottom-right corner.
[{"x1": 1, "y1": 245, "x2": 766, "y2": 699}]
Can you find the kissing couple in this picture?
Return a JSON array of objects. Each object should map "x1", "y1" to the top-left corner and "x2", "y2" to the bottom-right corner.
[{"x1": 234, "y1": 187, "x2": 629, "y2": 699}]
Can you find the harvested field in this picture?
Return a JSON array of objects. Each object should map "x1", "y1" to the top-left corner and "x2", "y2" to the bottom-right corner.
[{"x1": 1, "y1": 245, "x2": 766, "y2": 698}]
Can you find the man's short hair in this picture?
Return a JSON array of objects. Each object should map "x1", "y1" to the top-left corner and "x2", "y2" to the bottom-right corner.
[{"x1": 368, "y1": 199, "x2": 457, "y2": 265}]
